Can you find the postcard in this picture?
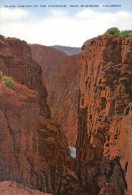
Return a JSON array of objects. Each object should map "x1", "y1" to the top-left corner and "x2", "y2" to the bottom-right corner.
[{"x1": 0, "y1": 0, "x2": 132, "y2": 195}]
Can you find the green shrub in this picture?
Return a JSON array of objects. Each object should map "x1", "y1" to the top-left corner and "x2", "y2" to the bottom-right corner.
[
  {"x1": 0, "y1": 71, "x2": 14, "y2": 88},
  {"x1": 120, "y1": 30, "x2": 132, "y2": 38},
  {"x1": 105, "y1": 27, "x2": 120, "y2": 35},
  {"x1": 105, "y1": 27, "x2": 132, "y2": 38}
]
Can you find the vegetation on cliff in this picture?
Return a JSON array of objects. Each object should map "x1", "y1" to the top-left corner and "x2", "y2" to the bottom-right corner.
[
  {"x1": 105, "y1": 27, "x2": 132, "y2": 38},
  {"x1": 0, "y1": 71, "x2": 14, "y2": 88}
]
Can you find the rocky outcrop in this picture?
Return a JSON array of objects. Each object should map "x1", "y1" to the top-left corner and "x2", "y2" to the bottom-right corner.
[
  {"x1": 0, "y1": 36, "x2": 50, "y2": 117},
  {"x1": 76, "y1": 35, "x2": 132, "y2": 195},
  {"x1": 0, "y1": 77, "x2": 85, "y2": 195},
  {"x1": 0, "y1": 36, "x2": 82, "y2": 195},
  {"x1": 30, "y1": 44, "x2": 80, "y2": 146},
  {"x1": 0, "y1": 79, "x2": 75, "y2": 194},
  {"x1": 0, "y1": 181, "x2": 52, "y2": 195}
]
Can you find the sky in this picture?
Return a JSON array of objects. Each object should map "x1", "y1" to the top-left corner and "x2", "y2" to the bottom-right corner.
[{"x1": 0, "y1": 0, "x2": 132, "y2": 47}]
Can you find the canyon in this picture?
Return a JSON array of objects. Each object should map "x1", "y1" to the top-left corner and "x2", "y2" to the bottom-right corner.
[
  {"x1": 30, "y1": 44, "x2": 80, "y2": 146},
  {"x1": 0, "y1": 36, "x2": 83, "y2": 195},
  {"x1": 0, "y1": 34, "x2": 132, "y2": 195}
]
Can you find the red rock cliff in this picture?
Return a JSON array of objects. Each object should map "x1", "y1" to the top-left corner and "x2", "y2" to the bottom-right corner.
[
  {"x1": 76, "y1": 35, "x2": 132, "y2": 195},
  {"x1": 0, "y1": 36, "x2": 83, "y2": 195},
  {"x1": 30, "y1": 44, "x2": 80, "y2": 146},
  {"x1": 0, "y1": 36, "x2": 50, "y2": 118},
  {"x1": 0, "y1": 81, "x2": 70, "y2": 193}
]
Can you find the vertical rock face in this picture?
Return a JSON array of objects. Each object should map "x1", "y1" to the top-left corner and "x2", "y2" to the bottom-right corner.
[
  {"x1": 77, "y1": 35, "x2": 132, "y2": 195},
  {"x1": 0, "y1": 36, "x2": 50, "y2": 118},
  {"x1": 0, "y1": 81, "x2": 71, "y2": 194},
  {"x1": 30, "y1": 44, "x2": 80, "y2": 146},
  {"x1": 0, "y1": 36, "x2": 78, "y2": 194},
  {"x1": 0, "y1": 82, "x2": 39, "y2": 187}
]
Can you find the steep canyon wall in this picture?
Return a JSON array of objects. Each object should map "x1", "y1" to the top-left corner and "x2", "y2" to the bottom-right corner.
[{"x1": 76, "y1": 35, "x2": 132, "y2": 195}]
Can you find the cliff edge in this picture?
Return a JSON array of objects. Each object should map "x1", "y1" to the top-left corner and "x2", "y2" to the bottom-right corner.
[{"x1": 77, "y1": 35, "x2": 132, "y2": 195}]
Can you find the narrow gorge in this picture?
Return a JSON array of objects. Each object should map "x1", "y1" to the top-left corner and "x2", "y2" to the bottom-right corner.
[
  {"x1": 30, "y1": 44, "x2": 81, "y2": 147},
  {"x1": 0, "y1": 34, "x2": 132, "y2": 195}
]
